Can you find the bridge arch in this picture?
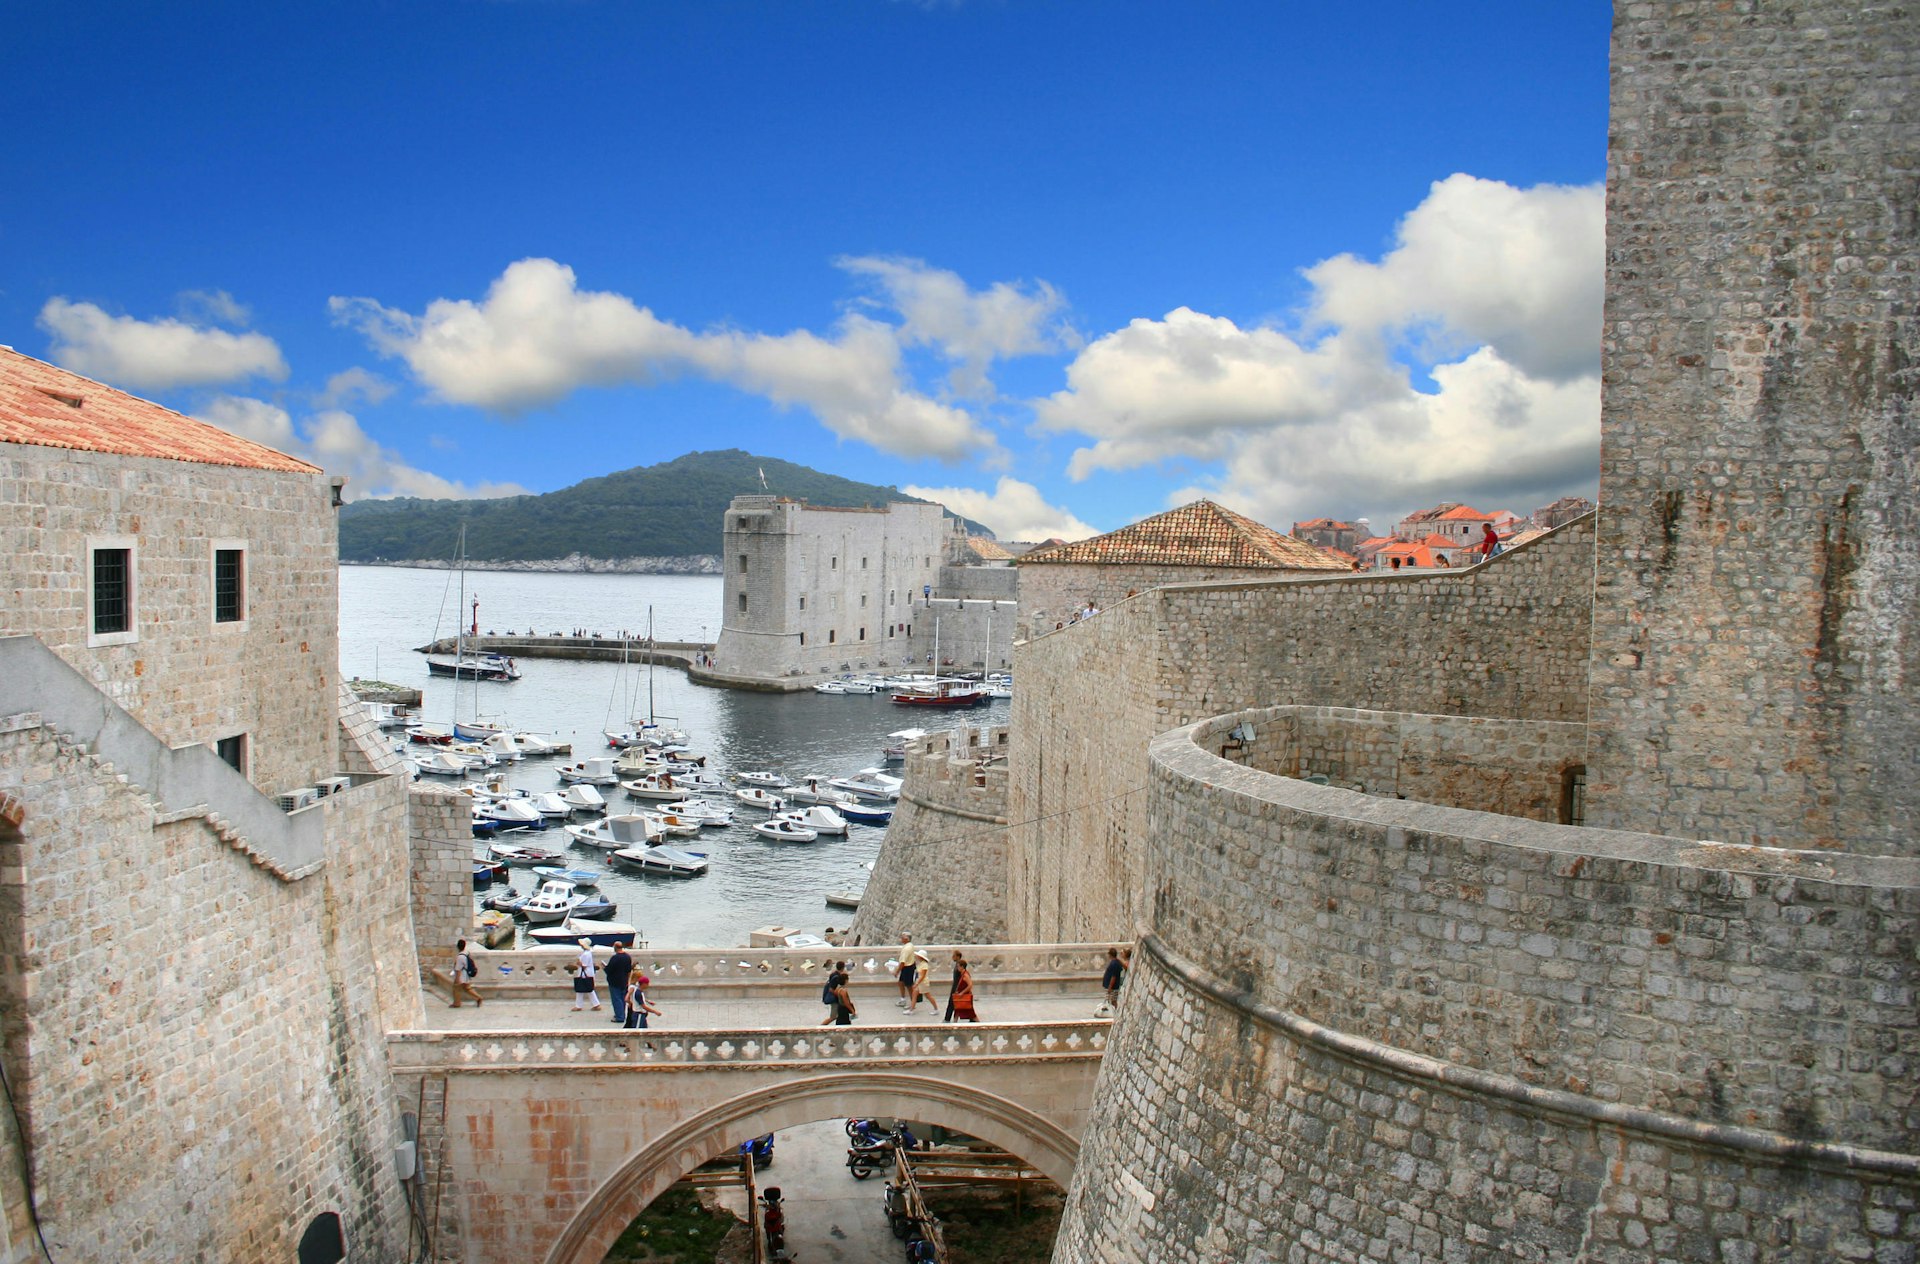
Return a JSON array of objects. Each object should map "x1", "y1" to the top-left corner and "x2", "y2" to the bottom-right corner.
[{"x1": 542, "y1": 1070, "x2": 1080, "y2": 1264}]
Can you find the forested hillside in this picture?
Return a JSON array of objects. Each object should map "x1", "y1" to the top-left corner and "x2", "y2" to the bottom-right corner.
[{"x1": 338, "y1": 449, "x2": 982, "y2": 562}]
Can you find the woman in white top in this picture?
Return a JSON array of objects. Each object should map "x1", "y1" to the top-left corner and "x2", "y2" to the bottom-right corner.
[{"x1": 572, "y1": 939, "x2": 602, "y2": 1011}]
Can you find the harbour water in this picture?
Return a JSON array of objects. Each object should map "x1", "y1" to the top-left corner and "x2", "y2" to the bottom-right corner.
[{"x1": 340, "y1": 565, "x2": 1005, "y2": 947}]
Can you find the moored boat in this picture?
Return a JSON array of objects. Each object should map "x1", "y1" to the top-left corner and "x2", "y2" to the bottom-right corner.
[
  {"x1": 564, "y1": 813, "x2": 661, "y2": 851},
  {"x1": 611, "y1": 845, "x2": 710, "y2": 878},
  {"x1": 557, "y1": 757, "x2": 620, "y2": 786},
  {"x1": 518, "y1": 880, "x2": 586, "y2": 925},
  {"x1": 734, "y1": 787, "x2": 786, "y2": 812},
  {"x1": 839, "y1": 801, "x2": 893, "y2": 826},
  {"x1": 559, "y1": 784, "x2": 607, "y2": 814},
  {"x1": 525, "y1": 918, "x2": 640, "y2": 949},
  {"x1": 753, "y1": 818, "x2": 819, "y2": 843},
  {"x1": 890, "y1": 677, "x2": 987, "y2": 708},
  {"x1": 531, "y1": 865, "x2": 602, "y2": 889},
  {"x1": 777, "y1": 804, "x2": 848, "y2": 835},
  {"x1": 489, "y1": 841, "x2": 563, "y2": 868},
  {"x1": 734, "y1": 769, "x2": 788, "y2": 789}
]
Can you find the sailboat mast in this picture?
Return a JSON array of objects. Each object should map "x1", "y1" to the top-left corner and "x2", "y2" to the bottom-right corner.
[
  {"x1": 646, "y1": 606, "x2": 655, "y2": 726},
  {"x1": 452, "y1": 526, "x2": 466, "y2": 725}
]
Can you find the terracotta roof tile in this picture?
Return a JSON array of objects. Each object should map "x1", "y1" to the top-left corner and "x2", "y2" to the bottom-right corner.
[
  {"x1": 1434, "y1": 504, "x2": 1494, "y2": 521},
  {"x1": 965, "y1": 536, "x2": 1014, "y2": 561},
  {"x1": 0, "y1": 347, "x2": 318, "y2": 474},
  {"x1": 1017, "y1": 500, "x2": 1347, "y2": 571}
]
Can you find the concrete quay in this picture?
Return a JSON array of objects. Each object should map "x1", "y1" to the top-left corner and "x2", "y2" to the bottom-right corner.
[{"x1": 417, "y1": 633, "x2": 714, "y2": 669}]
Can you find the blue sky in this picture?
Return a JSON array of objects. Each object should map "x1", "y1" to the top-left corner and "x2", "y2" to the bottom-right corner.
[{"x1": 3, "y1": 1, "x2": 1610, "y2": 541}]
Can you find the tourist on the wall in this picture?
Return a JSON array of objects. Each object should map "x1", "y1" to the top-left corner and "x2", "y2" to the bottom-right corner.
[
  {"x1": 622, "y1": 974, "x2": 661, "y2": 1030},
  {"x1": 831, "y1": 968, "x2": 857, "y2": 1026},
  {"x1": 1097, "y1": 946, "x2": 1127, "y2": 1017},
  {"x1": 571, "y1": 938, "x2": 602, "y2": 1012},
  {"x1": 449, "y1": 938, "x2": 483, "y2": 1008},
  {"x1": 894, "y1": 932, "x2": 918, "y2": 1010},
  {"x1": 1480, "y1": 522, "x2": 1503, "y2": 560},
  {"x1": 946, "y1": 951, "x2": 978, "y2": 1023},
  {"x1": 604, "y1": 942, "x2": 634, "y2": 1024},
  {"x1": 910, "y1": 949, "x2": 938, "y2": 1015},
  {"x1": 819, "y1": 961, "x2": 849, "y2": 1026}
]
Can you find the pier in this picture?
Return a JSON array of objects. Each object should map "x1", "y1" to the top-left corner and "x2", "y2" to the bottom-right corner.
[{"x1": 417, "y1": 634, "x2": 715, "y2": 670}]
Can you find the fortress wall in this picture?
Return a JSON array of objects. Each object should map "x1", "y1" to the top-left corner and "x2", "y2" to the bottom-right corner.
[
  {"x1": 850, "y1": 725, "x2": 1011, "y2": 945},
  {"x1": 1006, "y1": 516, "x2": 1594, "y2": 943},
  {"x1": 0, "y1": 706, "x2": 418, "y2": 1261},
  {"x1": 1013, "y1": 560, "x2": 1310, "y2": 641},
  {"x1": 1054, "y1": 713, "x2": 1920, "y2": 1261},
  {"x1": 1586, "y1": 1, "x2": 1920, "y2": 852},
  {"x1": 0, "y1": 446, "x2": 340, "y2": 796},
  {"x1": 410, "y1": 782, "x2": 477, "y2": 985}
]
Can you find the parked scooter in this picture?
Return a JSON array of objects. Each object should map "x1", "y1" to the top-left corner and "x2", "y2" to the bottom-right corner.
[
  {"x1": 738, "y1": 1133, "x2": 775, "y2": 1170},
  {"x1": 846, "y1": 1121, "x2": 920, "y2": 1179}
]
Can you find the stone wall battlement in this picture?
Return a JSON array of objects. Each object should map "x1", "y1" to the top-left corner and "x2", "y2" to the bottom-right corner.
[
  {"x1": 898, "y1": 724, "x2": 1010, "y2": 812},
  {"x1": 1150, "y1": 706, "x2": 1920, "y2": 1153}
]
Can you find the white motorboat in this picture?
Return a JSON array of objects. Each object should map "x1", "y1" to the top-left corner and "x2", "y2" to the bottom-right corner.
[
  {"x1": 473, "y1": 795, "x2": 544, "y2": 827},
  {"x1": 511, "y1": 731, "x2": 570, "y2": 757},
  {"x1": 489, "y1": 841, "x2": 562, "y2": 867},
  {"x1": 446, "y1": 741, "x2": 502, "y2": 768},
  {"x1": 557, "y1": 756, "x2": 620, "y2": 786},
  {"x1": 882, "y1": 727, "x2": 929, "y2": 762},
  {"x1": 560, "y1": 784, "x2": 607, "y2": 814},
  {"x1": 530, "y1": 792, "x2": 572, "y2": 820},
  {"x1": 611, "y1": 845, "x2": 710, "y2": 878},
  {"x1": 564, "y1": 813, "x2": 661, "y2": 851},
  {"x1": 408, "y1": 750, "x2": 473, "y2": 777},
  {"x1": 786, "y1": 776, "x2": 857, "y2": 807},
  {"x1": 828, "y1": 769, "x2": 903, "y2": 801},
  {"x1": 525, "y1": 918, "x2": 639, "y2": 948},
  {"x1": 470, "y1": 730, "x2": 526, "y2": 762},
  {"x1": 362, "y1": 700, "x2": 418, "y2": 729},
  {"x1": 734, "y1": 788, "x2": 787, "y2": 812},
  {"x1": 661, "y1": 799, "x2": 734, "y2": 827},
  {"x1": 518, "y1": 880, "x2": 587, "y2": 925},
  {"x1": 777, "y1": 805, "x2": 848, "y2": 836},
  {"x1": 813, "y1": 679, "x2": 850, "y2": 695},
  {"x1": 735, "y1": 770, "x2": 788, "y2": 789},
  {"x1": 531, "y1": 865, "x2": 603, "y2": 888},
  {"x1": 753, "y1": 818, "x2": 819, "y2": 843},
  {"x1": 838, "y1": 678, "x2": 879, "y2": 695},
  {"x1": 642, "y1": 810, "x2": 702, "y2": 837},
  {"x1": 621, "y1": 772, "x2": 688, "y2": 801}
]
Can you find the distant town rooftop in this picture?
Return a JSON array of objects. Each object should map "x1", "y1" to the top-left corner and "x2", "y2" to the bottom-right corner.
[
  {"x1": 0, "y1": 346, "x2": 319, "y2": 474},
  {"x1": 1019, "y1": 499, "x2": 1347, "y2": 571}
]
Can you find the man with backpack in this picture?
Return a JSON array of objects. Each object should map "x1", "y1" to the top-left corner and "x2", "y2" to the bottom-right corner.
[
  {"x1": 450, "y1": 938, "x2": 483, "y2": 1008},
  {"x1": 604, "y1": 942, "x2": 634, "y2": 1024}
]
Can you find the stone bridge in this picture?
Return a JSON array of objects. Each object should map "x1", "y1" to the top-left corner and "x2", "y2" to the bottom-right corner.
[{"x1": 389, "y1": 943, "x2": 1114, "y2": 1264}]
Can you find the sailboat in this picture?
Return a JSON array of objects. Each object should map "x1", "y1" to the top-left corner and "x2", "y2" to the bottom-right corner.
[
  {"x1": 604, "y1": 607, "x2": 683, "y2": 747},
  {"x1": 425, "y1": 548, "x2": 521, "y2": 681}
]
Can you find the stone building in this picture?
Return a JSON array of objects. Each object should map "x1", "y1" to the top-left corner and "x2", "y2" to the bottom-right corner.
[
  {"x1": 0, "y1": 349, "x2": 419, "y2": 1261},
  {"x1": 706, "y1": 494, "x2": 1019, "y2": 686},
  {"x1": 1014, "y1": 499, "x2": 1346, "y2": 637},
  {"x1": 1531, "y1": 494, "x2": 1594, "y2": 530},
  {"x1": 1290, "y1": 517, "x2": 1359, "y2": 553},
  {"x1": 1028, "y1": 4, "x2": 1920, "y2": 1260}
]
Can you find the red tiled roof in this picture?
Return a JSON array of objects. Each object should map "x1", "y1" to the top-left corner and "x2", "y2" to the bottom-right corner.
[
  {"x1": 1416, "y1": 533, "x2": 1464, "y2": 550},
  {"x1": 1292, "y1": 517, "x2": 1355, "y2": 531},
  {"x1": 1434, "y1": 504, "x2": 1494, "y2": 521},
  {"x1": 0, "y1": 347, "x2": 318, "y2": 474},
  {"x1": 1017, "y1": 500, "x2": 1347, "y2": 571},
  {"x1": 966, "y1": 536, "x2": 1014, "y2": 561}
]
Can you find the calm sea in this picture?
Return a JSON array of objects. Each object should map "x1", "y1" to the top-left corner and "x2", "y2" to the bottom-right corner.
[{"x1": 339, "y1": 565, "x2": 1005, "y2": 948}]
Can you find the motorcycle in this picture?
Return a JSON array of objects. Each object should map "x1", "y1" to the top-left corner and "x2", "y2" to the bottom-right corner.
[
  {"x1": 738, "y1": 1133, "x2": 775, "y2": 1170},
  {"x1": 760, "y1": 1186, "x2": 786, "y2": 1255}
]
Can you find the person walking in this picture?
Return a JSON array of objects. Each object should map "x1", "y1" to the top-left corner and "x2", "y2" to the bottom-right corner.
[
  {"x1": 604, "y1": 942, "x2": 634, "y2": 1025},
  {"x1": 449, "y1": 938, "x2": 483, "y2": 1008},
  {"x1": 946, "y1": 951, "x2": 978, "y2": 1023},
  {"x1": 894, "y1": 932, "x2": 918, "y2": 1011},
  {"x1": 820, "y1": 961, "x2": 848, "y2": 1026},
  {"x1": 831, "y1": 969, "x2": 857, "y2": 1026},
  {"x1": 571, "y1": 938, "x2": 602, "y2": 1012},
  {"x1": 622, "y1": 974, "x2": 661, "y2": 1029},
  {"x1": 1480, "y1": 522, "x2": 1503, "y2": 560},
  {"x1": 910, "y1": 949, "x2": 938, "y2": 1014},
  {"x1": 1097, "y1": 947, "x2": 1127, "y2": 1016}
]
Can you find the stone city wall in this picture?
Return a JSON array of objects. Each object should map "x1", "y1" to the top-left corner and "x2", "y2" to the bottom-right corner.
[
  {"x1": 0, "y1": 693, "x2": 419, "y2": 1262},
  {"x1": 1013, "y1": 560, "x2": 1320, "y2": 641},
  {"x1": 410, "y1": 782, "x2": 476, "y2": 990},
  {"x1": 1054, "y1": 709, "x2": 1920, "y2": 1262},
  {"x1": 1585, "y1": 0, "x2": 1920, "y2": 853},
  {"x1": 0, "y1": 444, "x2": 340, "y2": 796},
  {"x1": 851, "y1": 725, "x2": 1011, "y2": 946},
  {"x1": 1007, "y1": 514, "x2": 1596, "y2": 944}
]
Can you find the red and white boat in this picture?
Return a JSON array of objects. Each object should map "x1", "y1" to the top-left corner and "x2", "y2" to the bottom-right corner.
[{"x1": 890, "y1": 677, "x2": 988, "y2": 708}]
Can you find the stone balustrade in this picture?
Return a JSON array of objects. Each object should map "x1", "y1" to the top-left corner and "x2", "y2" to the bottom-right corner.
[{"x1": 389, "y1": 1019, "x2": 1110, "y2": 1073}]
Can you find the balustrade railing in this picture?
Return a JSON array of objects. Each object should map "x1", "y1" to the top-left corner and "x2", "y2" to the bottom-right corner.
[{"x1": 388, "y1": 1020, "x2": 1111, "y2": 1073}]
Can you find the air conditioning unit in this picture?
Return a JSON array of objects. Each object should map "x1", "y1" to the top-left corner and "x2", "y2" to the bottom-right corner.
[
  {"x1": 314, "y1": 776, "x2": 352, "y2": 797},
  {"x1": 393, "y1": 1140, "x2": 417, "y2": 1182},
  {"x1": 276, "y1": 788, "x2": 319, "y2": 812}
]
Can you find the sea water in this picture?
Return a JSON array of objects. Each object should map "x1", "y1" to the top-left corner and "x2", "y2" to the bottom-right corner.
[{"x1": 340, "y1": 565, "x2": 1002, "y2": 947}]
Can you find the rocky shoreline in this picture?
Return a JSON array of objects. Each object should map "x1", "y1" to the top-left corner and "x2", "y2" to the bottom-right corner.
[{"x1": 341, "y1": 553, "x2": 721, "y2": 575}]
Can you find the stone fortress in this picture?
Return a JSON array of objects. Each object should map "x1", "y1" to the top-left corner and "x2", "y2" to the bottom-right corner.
[{"x1": 857, "y1": 3, "x2": 1920, "y2": 1259}]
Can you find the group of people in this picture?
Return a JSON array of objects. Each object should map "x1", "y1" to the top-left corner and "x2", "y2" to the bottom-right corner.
[{"x1": 818, "y1": 933, "x2": 978, "y2": 1025}]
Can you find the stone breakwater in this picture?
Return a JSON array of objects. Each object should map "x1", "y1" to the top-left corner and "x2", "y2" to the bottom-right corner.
[{"x1": 352, "y1": 552, "x2": 721, "y2": 575}]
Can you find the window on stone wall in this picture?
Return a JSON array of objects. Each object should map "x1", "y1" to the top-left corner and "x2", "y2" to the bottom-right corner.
[
  {"x1": 87, "y1": 538, "x2": 138, "y2": 646},
  {"x1": 829, "y1": 629, "x2": 836, "y2": 644},
  {"x1": 799, "y1": 632, "x2": 806, "y2": 646},
  {"x1": 832, "y1": 556, "x2": 838, "y2": 569},
  {"x1": 738, "y1": 554, "x2": 748, "y2": 574},
  {"x1": 859, "y1": 627, "x2": 866, "y2": 640},
  {"x1": 888, "y1": 625, "x2": 894, "y2": 638},
  {"x1": 890, "y1": 590, "x2": 895, "y2": 605},
  {"x1": 799, "y1": 596, "x2": 807, "y2": 611},
  {"x1": 1560, "y1": 765, "x2": 1587, "y2": 826},
  {"x1": 214, "y1": 547, "x2": 245, "y2": 623},
  {"x1": 216, "y1": 733, "x2": 247, "y2": 774},
  {"x1": 861, "y1": 556, "x2": 868, "y2": 568},
  {"x1": 860, "y1": 594, "x2": 867, "y2": 608},
  {"x1": 738, "y1": 593, "x2": 748, "y2": 614}
]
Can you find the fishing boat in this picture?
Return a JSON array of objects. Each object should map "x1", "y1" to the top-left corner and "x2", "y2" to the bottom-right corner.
[
  {"x1": 660, "y1": 799, "x2": 734, "y2": 827},
  {"x1": 621, "y1": 772, "x2": 688, "y2": 801},
  {"x1": 828, "y1": 769, "x2": 903, "y2": 801},
  {"x1": 753, "y1": 818, "x2": 819, "y2": 843},
  {"x1": 408, "y1": 750, "x2": 476, "y2": 778},
  {"x1": 531, "y1": 865, "x2": 602, "y2": 889},
  {"x1": 518, "y1": 880, "x2": 587, "y2": 925},
  {"x1": 526, "y1": 919, "x2": 640, "y2": 948},
  {"x1": 776, "y1": 805, "x2": 848, "y2": 835},
  {"x1": 511, "y1": 731, "x2": 570, "y2": 757},
  {"x1": 839, "y1": 801, "x2": 893, "y2": 826},
  {"x1": 786, "y1": 776, "x2": 857, "y2": 807},
  {"x1": 557, "y1": 757, "x2": 620, "y2": 786},
  {"x1": 642, "y1": 810, "x2": 702, "y2": 838},
  {"x1": 564, "y1": 813, "x2": 661, "y2": 851},
  {"x1": 472, "y1": 795, "x2": 544, "y2": 827},
  {"x1": 734, "y1": 787, "x2": 786, "y2": 812},
  {"x1": 529, "y1": 792, "x2": 572, "y2": 820},
  {"x1": 890, "y1": 677, "x2": 987, "y2": 708},
  {"x1": 735, "y1": 770, "x2": 788, "y2": 789},
  {"x1": 611, "y1": 845, "x2": 710, "y2": 878}
]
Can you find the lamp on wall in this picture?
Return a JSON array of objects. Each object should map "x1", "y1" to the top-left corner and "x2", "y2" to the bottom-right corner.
[{"x1": 329, "y1": 476, "x2": 347, "y2": 508}]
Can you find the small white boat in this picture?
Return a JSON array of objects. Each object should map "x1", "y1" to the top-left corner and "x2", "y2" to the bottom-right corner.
[
  {"x1": 611, "y1": 845, "x2": 710, "y2": 878},
  {"x1": 828, "y1": 769, "x2": 903, "y2": 801},
  {"x1": 362, "y1": 700, "x2": 418, "y2": 729},
  {"x1": 564, "y1": 813, "x2": 661, "y2": 851},
  {"x1": 661, "y1": 799, "x2": 734, "y2": 827},
  {"x1": 735, "y1": 788, "x2": 787, "y2": 812},
  {"x1": 453, "y1": 718, "x2": 509, "y2": 742},
  {"x1": 735, "y1": 770, "x2": 788, "y2": 789},
  {"x1": 838, "y1": 678, "x2": 879, "y2": 695},
  {"x1": 786, "y1": 776, "x2": 857, "y2": 807},
  {"x1": 557, "y1": 757, "x2": 620, "y2": 786},
  {"x1": 408, "y1": 750, "x2": 473, "y2": 777},
  {"x1": 621, "y1": 772, "x2": 687, "y2": 801},
  {"x1": 813, "y1": 680, "x2": 850, "y2": 695},
  {"x1": 526, "y1": 918, "x2": 639, "y2": 948},
  {"x1": 777, "y1": 805, "x2": 848, "y2": 836},
  {"x1": 530, "y1": 792, "x2": 572, "y2": 820},
  {"x1": 882, "y1": 727, "x2": 929, "y2": 762},
  {"x1": 489, "y1": 841, "x2": 562, "y2": 867},
  {"x1": 531, "y1": 865, "x2": 603, "y2": 888},
  {"x1": 519, "y1": 880, "x2": 587, "y2": 925},
  {"x1": 560, "y1": 784, "x2": 607, "y2": 814},
  {"x1": 473, "y1": 795, "x2": 544, "y2": 827},
  {"x1": 753, "y1": 818, "x2": 819, "y2": 843},
  {"x1": 642, "y1": 811, "x2": 702, "y2": 838},
  {"x1": 512, "y1": 731, "x2": 570, "y2": 757},
  {"x1": 446, "y1": 741, "x2": 503, "y2": 768}
]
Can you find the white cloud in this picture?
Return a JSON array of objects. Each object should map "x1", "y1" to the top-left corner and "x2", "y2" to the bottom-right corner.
[
  {"x1": 902, "y1": 477, "x2": 1098, "y2": 542},
  {"x1": 838, "y1": 256, "x2": 1074, "y2": 398},
  {"x1": 39, "y1": 297, "x2": 288, "y2": 391},
  {"x1": 318, "y1": 366, "x2": 395, "y2": 408},
  {"x1": 329, "y1": 256, "x2": 1037, "y2": 462},
  {"x1": 1035, "y1": 174, "x2": 1603, "y2": 527},
  {"x1": 195, "y1": 395, "x2": 528, "y2": 502},
  {"x1": 177, "y1": 289, "x2": 253, "y2": 327}
]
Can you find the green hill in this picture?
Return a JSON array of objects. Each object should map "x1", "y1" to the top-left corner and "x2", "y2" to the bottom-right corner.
[{"x1": 337, "y1": 449, "x2": 985, "y2": 563}]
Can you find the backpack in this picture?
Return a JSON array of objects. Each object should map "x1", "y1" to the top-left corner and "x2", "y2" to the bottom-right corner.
[
  {"x1": 822, "y1": 979, "x2": 836, "y2": 1005},
  {"x1": 463, "y1": 953, "x2": 477, "y2": 978}
]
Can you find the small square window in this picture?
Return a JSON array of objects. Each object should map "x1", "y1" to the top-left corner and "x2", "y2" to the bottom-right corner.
[
  {"x1": 860, "y1": 594, "x2": 868, "y2": 608},
  {"x1": 216, "y1": 733, "x2": 247, "y2": 774},
  {"x1": 214, "y1": 548, "x2": 245, "y2": 623}
]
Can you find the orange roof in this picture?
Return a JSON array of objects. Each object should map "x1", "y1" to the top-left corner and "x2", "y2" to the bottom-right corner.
[
  {"x1": 1416, "y1": 533, "x2": 1464, "y2": 550},
  {"x1": 1018, "y1": 500, "x2": 1347, "y2": 571},
  {"x1": 965, "y1": 536, "x2": 1014, "y2": 561},
  {"x1": 1435, "y1": 504, "x2": 1494, "y2": 522},
  {"x1": 1292, "y1": 517, "x2": 1355, "y2": 531},
  {"x1": 1378, "y1": 541, "x2": 1441, "y2": 567},
  {"x1": 0, "y1": 347, "x2": 318, "y2": 474}
]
